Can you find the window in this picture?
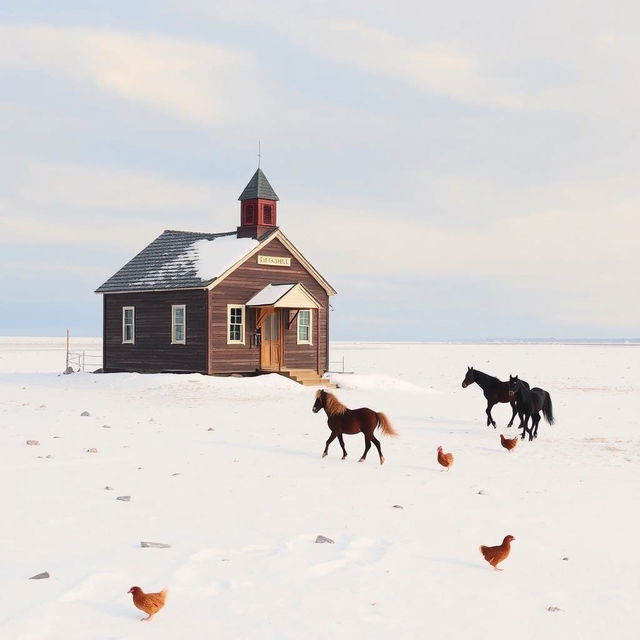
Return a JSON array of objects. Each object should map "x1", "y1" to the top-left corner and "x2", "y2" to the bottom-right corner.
[
  {"x1": 227, "y1": 305, "x2": 245, "y2": 344},
  {"x1": 245, "y1": 204, "x2": 255, "y2": 224},
  {"x1": 122, "y1": 307, "x2": 135, "y2": 344},
  {"x1": 172, "y1": 304, "x2": 186, "y2": 344},
  {"x1": 263, "y1": 204, "x2": 273, "y2": 224},
  {"x1": 297, "y1": 309, "x2": 312, "y2": 345}
]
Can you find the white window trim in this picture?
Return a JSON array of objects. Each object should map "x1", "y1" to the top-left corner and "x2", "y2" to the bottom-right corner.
[
  {"x1": 171, "y1": 304, "x2": 186, "y2": 345},
  {"x1": 122, "y1": 306, "x2": 135, "y2": 344},
  {"x1": 297, "y1": 309, "x2": 313, "y2": 345},
  {"x1": 227, "y1": 304, "x2": 245, "y2": 345}
]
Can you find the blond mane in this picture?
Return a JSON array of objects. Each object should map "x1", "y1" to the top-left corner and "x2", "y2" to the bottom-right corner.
[{"x1": 315, "y1": 389, "x2": 348, "y2": 416}]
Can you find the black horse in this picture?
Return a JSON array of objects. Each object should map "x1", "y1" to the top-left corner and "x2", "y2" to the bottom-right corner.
[
  {"x1": 461, "y1": 366, "x2": 529, "y2": 428},
  {"x1": 508, "y1": 375, "x2": 554, "y2": 440}
]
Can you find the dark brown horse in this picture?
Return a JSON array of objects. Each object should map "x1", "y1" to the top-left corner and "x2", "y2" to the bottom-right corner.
[
  {"x1": 312, "y1": 389, "x2": 398, "y2": 465},
  {"x1": 461, "y1": 367, "x2": 529, "y2": 428}
]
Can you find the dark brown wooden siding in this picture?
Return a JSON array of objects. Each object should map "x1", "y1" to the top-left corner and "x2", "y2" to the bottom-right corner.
[
  {"x1": 208, "y1": 238, "x2": 330, "y2": 374},
  {"x1": 103, "y1": 290, "x2": 208, "y2": 373}
]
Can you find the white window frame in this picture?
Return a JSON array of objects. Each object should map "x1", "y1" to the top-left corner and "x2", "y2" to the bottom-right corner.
[
  {"x1": 227, "y1": 304, "x2": 245, "y2": 345},
  {"x1": 297, "y1": 309, "x2": 313, "y2": 345},
  {"x1": 122, "y1": 306, "x2": 135, "y2": 344},
  {"x1": 171, "y1": 304, "x2": 186, "y2": 344}
]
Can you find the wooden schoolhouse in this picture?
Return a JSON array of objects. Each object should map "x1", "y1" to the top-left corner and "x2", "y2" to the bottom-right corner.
[{"x1": 95, "y1": 169, "x2": 336, "y2": 383}]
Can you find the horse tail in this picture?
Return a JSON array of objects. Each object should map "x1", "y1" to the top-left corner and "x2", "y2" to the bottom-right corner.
[
  {"x1": 543, "y1": 393, "x2": 555, "y2": 425},
  {"x1": 376, "y1": 412, "x2": 398, "y2": 437}
]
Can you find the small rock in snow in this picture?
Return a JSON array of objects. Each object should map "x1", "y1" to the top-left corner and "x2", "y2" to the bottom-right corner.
[
  {"x1": 39, "y1": 404, "x2": 46, "y2": 408},
  {"x1": 86, "y1": 448, "x2": 98, "y2": 453},
  {"x1": 29, "y1": 571, "x2": 50, "y2": 580},
  {"x1": 393, "y1": 504, "x2": 404, "y2": 509},
  {"x1": 104, "y1": 486, "x2": 114, "y2": 490},
  {"x1": 547, "y1": 606, "x2": 563, "y2": 612},
  {"x1": 477, "y1": 490, "x2": 488, "y2": 495},
  {"x1": 53, "y1": 436, "x2": 61, "y2": 439},
  {"x1": 80, "y1": 411, "x2": 90, "y2": 417},
  {"x1": 171, "y1": 472, "x2": 181, "y2": 476},
  {"x1": 26, "y1": 440, "x2": 40, "y2": 446},
  {"x1": 46, "y1": 454, "x2": 54, "y2": 459},
  {"x1": 116, "y1": 496, "x2": 131, "y2": 502},
  {"x1": 207, "y1": 427, "x2": 215, "y2": 431},
  {"x1": 140, "y1": 541, "x2": 171, "y2": 549},
  {"x1": 562, "y1": 557, "x2": 569, "y2": 561},
  {"x1": 102, "y1": 425, "x2": 111, "y2": 429},
  {"x1": 315, "y1": 535, "x2": 334, "y2": 544}
]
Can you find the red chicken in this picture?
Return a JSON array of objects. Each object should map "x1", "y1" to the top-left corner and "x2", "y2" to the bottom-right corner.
[
  {"x1": 500, "y1": 434, "x2": 518, "y2": 452},
  {"x1": 437, "y1": 446, "x2": 454, "y2": 470},
  {"x1": 128, "y1": 586, "x2": 168, "y2": 621},
  {"x1": 480, "y1": 535, "x2": 515, "y2": 570}
]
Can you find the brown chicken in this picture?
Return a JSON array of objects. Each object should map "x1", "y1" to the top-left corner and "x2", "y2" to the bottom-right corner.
[
  {"x1": 500, "y1": 434, "x2": 518, "y2": 452},
  {"x1": 437, "y1": 446, "x2": 454, "y2": 470},
  {"x1": 128, "y1": 586, "x2": 168, "y2": 621},
  {"x1": 480, "y1": 535, "x2": 515, "y2": 570}
]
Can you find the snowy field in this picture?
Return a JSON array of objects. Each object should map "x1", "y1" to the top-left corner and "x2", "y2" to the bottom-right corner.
[{"x1": 1, "y1": 337, "x2": 639, "y2": 639}]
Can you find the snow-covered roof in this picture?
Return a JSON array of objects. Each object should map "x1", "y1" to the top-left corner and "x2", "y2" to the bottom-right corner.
[
  {"x1": 245, "y1": 284, "x2": 296, "y2": 306},
  {"x1": 95, "y1": 230, "x2": 260, "y2": 293},
  {"x1": 245, "y1": 283, "x2": 321, "y2": 308}
]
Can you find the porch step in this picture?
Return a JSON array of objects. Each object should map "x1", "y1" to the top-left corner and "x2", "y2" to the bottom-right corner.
[{"x1": 279, "y1": 369, "x2": 337, "y2": 388}]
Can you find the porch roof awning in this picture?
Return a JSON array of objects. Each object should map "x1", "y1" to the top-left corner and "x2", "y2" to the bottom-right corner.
[{"x1": 245, "y1": 283, "x2": 321, "y2": 309}]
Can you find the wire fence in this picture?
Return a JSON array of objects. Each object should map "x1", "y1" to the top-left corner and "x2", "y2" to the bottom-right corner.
[
  {"x1": 66, "y1": 350, "x2": 103, "y2": 373},
  {"x1": 327, "y1": 355, "x2": 353, "y2": 374},
  {"x1": 64, "y1": 330, "x2": 102, "y2": 373}
]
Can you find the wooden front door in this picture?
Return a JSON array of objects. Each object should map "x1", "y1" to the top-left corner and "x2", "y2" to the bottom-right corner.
[{"x1": 259, "y1": 309, "x2": 282, "y2": 370}]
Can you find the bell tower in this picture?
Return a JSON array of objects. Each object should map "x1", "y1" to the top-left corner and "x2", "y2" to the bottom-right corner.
[{"x1": 237, "y1": 168, "x2": 279, "y2": 240}]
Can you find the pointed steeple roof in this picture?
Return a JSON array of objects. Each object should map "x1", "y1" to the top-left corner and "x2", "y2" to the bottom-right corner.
[{"x1": 238, "y1": 168, "x2": 279, "y2": 201}]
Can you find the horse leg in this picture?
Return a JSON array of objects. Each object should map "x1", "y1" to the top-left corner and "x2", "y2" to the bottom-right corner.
[
  {"x1": 323, "y1": 431, "x2": 337, "y2": 458},
  {"x1": 337, "y1": 433, "x2": 348, "y2": 460},
  {"x1": 533, "y1": 413, "x2": 540, "y2": 439},
  {"x1": 486, "y1": 402, "x2": 497, "y2": 428},
  {"x1": 507, "y1": 400, "x2": 518, "y2": 428},
  {"x1": 370, "y1": 434, "x2": 384, "y2": 465},
  {"x1": 526, "y1": 415, "x2": 536, "y2": 441},
  {"x1": 359, "y1": 435, "x2": 372, "y2": 462}
]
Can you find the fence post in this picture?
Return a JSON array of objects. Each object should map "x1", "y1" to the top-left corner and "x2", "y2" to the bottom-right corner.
[{"x1": 66, "y1": 330, "x2": 70, "y2": 371}]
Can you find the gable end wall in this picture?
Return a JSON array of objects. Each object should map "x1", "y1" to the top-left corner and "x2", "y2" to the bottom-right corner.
[{"x1": 208, "y1": 238, "x2": 329, "y2": 374}]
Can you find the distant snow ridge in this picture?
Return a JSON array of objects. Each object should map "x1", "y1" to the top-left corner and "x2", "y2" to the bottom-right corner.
[{"x1": 330, "y1": 373, "x2": 437, "y2": 393}]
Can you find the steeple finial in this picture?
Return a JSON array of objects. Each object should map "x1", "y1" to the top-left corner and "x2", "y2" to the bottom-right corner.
[{"x1": 258, "y1": 140, "x2": 261, "y2": 169}]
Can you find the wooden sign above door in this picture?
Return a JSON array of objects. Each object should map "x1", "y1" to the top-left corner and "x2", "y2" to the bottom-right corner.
[{"x1": 257, "y1": 255, "x2": 291, "y2": 267}]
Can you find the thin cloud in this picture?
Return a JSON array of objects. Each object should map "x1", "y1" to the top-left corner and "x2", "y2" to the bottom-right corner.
[
  {"x1": 0, "y1": 24, "x2": 253, "y2": 124},
  {"x1": 283, "y1": 18, "x2": 525, "y2": 108}
]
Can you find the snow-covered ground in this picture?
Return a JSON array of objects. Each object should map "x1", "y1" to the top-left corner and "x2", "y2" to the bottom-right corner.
[{"x1": 1, "y1": 338, "x2": 639, "y2": 639}]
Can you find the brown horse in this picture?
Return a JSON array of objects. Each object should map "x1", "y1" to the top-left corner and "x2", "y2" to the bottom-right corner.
[{"x1": 312, "y1": 389, "x2": 398, "y2": 465}]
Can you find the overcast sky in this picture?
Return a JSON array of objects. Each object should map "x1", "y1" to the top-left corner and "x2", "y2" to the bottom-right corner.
[{"x1": 1, "y1": 1, "x2": 638, "y2": 340}]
